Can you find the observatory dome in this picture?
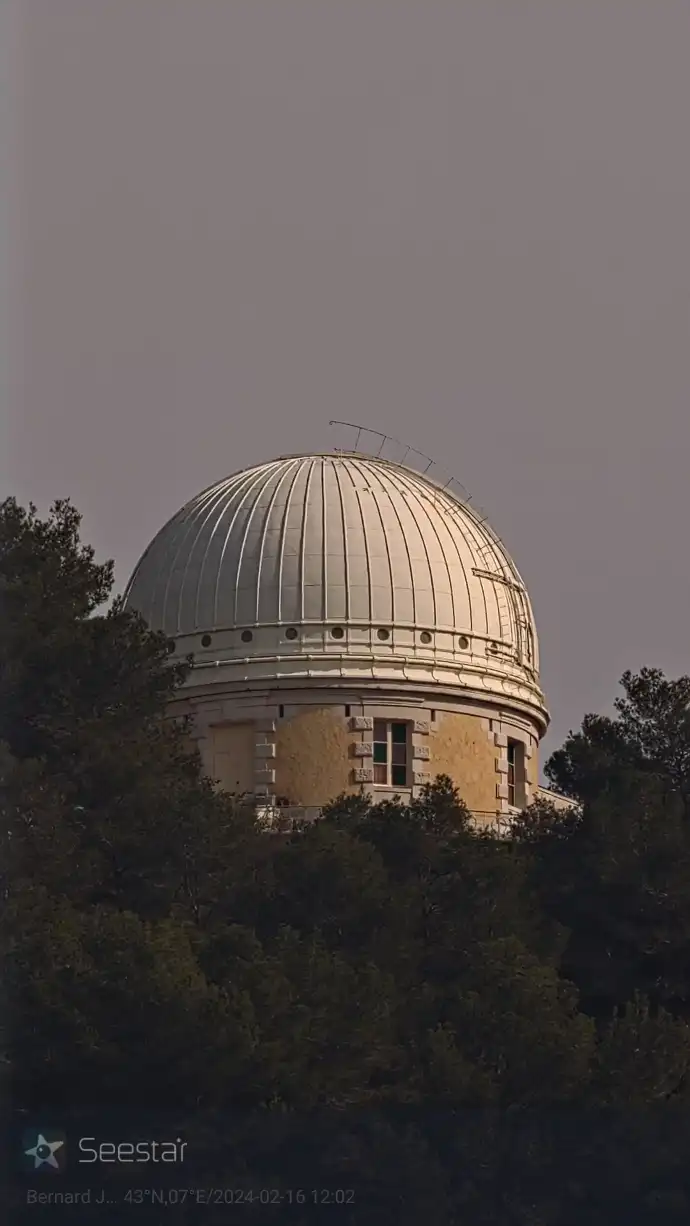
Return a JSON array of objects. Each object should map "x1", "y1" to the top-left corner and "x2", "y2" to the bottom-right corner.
[{"x1": 124, "y1": 452, "x2": 547, "y2": 726}]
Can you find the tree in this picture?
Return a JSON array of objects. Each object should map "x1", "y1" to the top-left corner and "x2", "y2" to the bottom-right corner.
[
  {"x1": 546, "y1": 667, "x2": 690, "y2": 813},
  {"x1": 515, "y1": 670, "x2": 690, "y2": 1032},
  {"x1": 0, "y1": 498, "x2": 263, "y2": 1111}
]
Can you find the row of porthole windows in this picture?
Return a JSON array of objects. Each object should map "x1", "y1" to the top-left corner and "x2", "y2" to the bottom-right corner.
[
  {"x1": 199, "y1": 631, "x2": 254, "y2": 648},
  {"x1": 196, "y1": 630, "x2": 472, "y2": 649}
]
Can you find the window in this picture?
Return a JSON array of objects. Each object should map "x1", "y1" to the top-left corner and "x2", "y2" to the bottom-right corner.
[
  {"x1": 279, "y1": 705, "x2": 284, "y2": 718},
  {"x1": 201, "y1": 634, "x2": 212, "y2": 648},
  {"x1": 331, "y1": 626, "x2": 345, "y2": 639},
  {"x1": 241, "y1": 630, "x2": 253, "y2": 643},
  {"x1": 285, "y1": 627, "x2": 298, "y2": 640},
  {"x1": 507, "y1": 739, "x2": 526, "y2": 808},
  {"x1": 345, "y1": 705, "x2": 351, "y2": 717},
  {"x1": 373, "y1": 720, "x2": 409, "y2": 787},
  {"x1": 430, "y1": 710, "x2": 436, "y2": 723}
]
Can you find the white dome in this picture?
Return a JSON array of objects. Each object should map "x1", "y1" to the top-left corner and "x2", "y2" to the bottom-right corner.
[{"x1": 124, "y1": 452, "x2": 547, "y2": 725}]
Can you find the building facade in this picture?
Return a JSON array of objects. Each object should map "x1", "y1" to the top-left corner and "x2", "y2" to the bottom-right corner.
[{"x1": 124, "y1": 450, "x2": 552, "y2": 828}]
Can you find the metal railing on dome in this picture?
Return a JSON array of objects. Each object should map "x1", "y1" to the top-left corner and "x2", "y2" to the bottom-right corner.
[{"x1": 328, "y1": 420, "x2": 483, "y2": 521}]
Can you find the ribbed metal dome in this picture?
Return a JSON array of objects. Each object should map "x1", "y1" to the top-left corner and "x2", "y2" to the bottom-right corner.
[{"x1": 123, "y1": 452, "x2": 546, "y2": 721}]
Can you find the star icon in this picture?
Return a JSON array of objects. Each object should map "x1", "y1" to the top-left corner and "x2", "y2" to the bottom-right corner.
[{"x1": 24, "y1": 1134, "x2": 64, "y2": 1170}]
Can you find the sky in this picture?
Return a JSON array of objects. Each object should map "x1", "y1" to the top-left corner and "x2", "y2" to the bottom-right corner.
[{"x1": 3, "y1": 1, "x2": 690, "y2": 766}]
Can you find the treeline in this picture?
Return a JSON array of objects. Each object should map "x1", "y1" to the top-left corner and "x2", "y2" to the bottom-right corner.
[{"x1": 5, "y1": 497, "x2": 690, "y2": 1222}]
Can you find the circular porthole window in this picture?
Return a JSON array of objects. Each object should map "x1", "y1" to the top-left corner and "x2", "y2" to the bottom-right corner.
[
  {"x1": 458, "y1": 635, "x2": 470, "y2": 650},
  {"x1": 420, "y1": 631, "x2": 432, "y2": 644},
  {"x1": 241, "y1": 630, "x2": 253, "y2": 643},
  {"x1": 377, "y1": 628, "x2": 390, "y2": 641},
  {"x1": 200, "y1": 634, "x2": 212, "y2": 648},
  {"x1": 331, "y1": 626, "x2": 345, "y2": 640},
  {"x1": 285, "y1": 627, "x2": 298, "y2": 640},
  {"x1": 166, "y1": 639, "x2": 176, "y2": 654}
]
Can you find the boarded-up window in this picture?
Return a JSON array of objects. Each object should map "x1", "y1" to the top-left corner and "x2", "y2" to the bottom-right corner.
[{"x1": 209, "y1": 722, "x2": 255, "y2": 794}]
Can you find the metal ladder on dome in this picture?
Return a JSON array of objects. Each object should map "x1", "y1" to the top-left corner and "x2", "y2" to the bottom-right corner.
[
  {"x1": 473, "y1": 537, "x2": 516, "y2": 648},
  {"x1": 472, "y1": 538, "x2": 535, "y2": 669},
  {"x1": 328, "y1": 419, "x2": 534, "y2": 667}
]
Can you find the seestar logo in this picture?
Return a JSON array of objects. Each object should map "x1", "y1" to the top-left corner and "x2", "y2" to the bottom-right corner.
[
  {"x1": 20, "y1": 1127, "x2": 187, "y2": 1174},
  {"x1": 22, "y1": 1130, "x2": 67, "y2": 1173}
]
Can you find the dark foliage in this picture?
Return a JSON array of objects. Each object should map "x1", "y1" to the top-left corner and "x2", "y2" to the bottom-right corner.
[{"x1": 5, "y1": 497, "x2": 690, "y2": 1221}]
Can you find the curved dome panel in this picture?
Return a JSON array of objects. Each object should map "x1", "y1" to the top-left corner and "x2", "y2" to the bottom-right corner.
[{"x1": 124, "y1": 452, "x2": 546, "y2": 722}]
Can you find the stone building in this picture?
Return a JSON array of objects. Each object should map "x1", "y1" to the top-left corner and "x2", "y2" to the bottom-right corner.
[{"x1": 124, "y1": 448, "x2": 559, "y2": 828}]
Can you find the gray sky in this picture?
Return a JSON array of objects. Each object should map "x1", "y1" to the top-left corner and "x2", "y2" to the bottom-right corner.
[{"x1": 4, "y1": 1, "x2": 690, "y2": 765}]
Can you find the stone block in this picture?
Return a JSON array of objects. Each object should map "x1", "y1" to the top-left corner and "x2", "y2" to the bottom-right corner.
[
  {"x1": 412, "y1": 744, "x2": 430, "y2": 760},
  {"x1": 255, "y1": 731, "x2": 276, "y2": 746},
  {"x1": 494, "y1": 732, "x2": 508, "y2": 748},
  {"x1": 496, "y1": 757, "x2": 509, "y2": 774},
  {"x1": 413, "y1": 770, "x2": 430, "y2": 785},
  {"x1": 496, "y1": 782, "x2": 509, "y2": 800},
  {"x1": 350, "y1": 716, "x2": 373, "y2": 731},
  {"x1": 255, "y1": 742, "x2": 276, "y2": 758},
  {"x1": 413, "y1": 719, "x2": 430, "y2": 734},
  {"x1": 352, "y1": 742, "x2": 373, "y2": 757},
  {"x1": 255, "y1": 767, "x2": 276, "y2": 784},
  {"x1": 255, "y1": 719, "x2": 277, "y2": 733},
  {"x1": 353, "y1": 767, "x2": 374, "y2": 783}
]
